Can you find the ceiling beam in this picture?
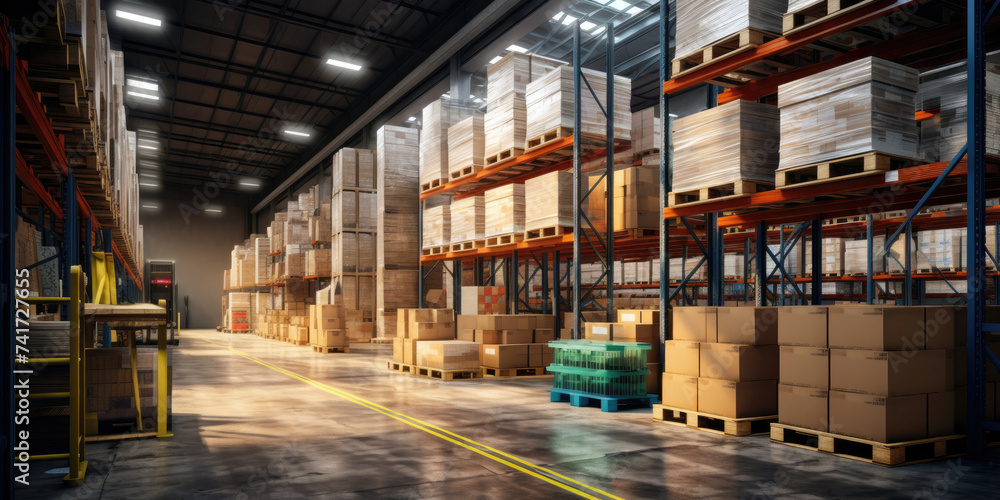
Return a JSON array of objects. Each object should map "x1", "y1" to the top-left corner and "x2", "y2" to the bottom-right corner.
[
  {"x1": 161, "y1": 149, "x2": 286, "y2": 172},
  {"x1": 167, "y1": 74, "x2": 347, "y2": 113},
  {"x1": 128, "y1": 109, "x2": 297, "y2": 145}
]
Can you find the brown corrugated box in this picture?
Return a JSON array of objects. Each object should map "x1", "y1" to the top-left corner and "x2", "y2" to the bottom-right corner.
[
  {"x1": 716, "y1": 307, "x2": 778, "y2": 345},
  {"x1": 778, "y1": 384, "x2": 829, "y2": 432},
  {"x1": 698, "y1": 378, "x2": 777, "y2": 418},
  {"x1": 457, "y1": 329, "x2": 475, "y2": 342},
  {"x1": 672, "y1": 307, "x2": 717, "y2": 342},
  {"x1": 777, "y1": 306, "x2": 828, "y2": 347},
  {"x1": 662, "y1": 373, "x2": 698, "y2": 410},
  {"x1": 923, "y1": 306, "x2": 958, "y2": 349},
  {"x1": 828, "y1": 305, "x2": 925, "y2": 350},
  {"x1": 617, "y1": 309, "x2": 660, "y2": 324},
  {"x1": 585, "y1": 322, "x2": 621, "y2": 341},
  {"x1": 392, "y1": 338, "x2": 404, "y2": 363},
  {"x1": 502, "y1": 330, "x2": 533, "y2": 344},
  {"x1": 481, "y1": 344, "x2": 528, "y2": 368},
  {"x1": 700, "y1": 343, "x2": 778, "y2": 381},
  {"x1": 663, "y1": 340, "x2": 700, "y2": 377},
  {"x1": 646, "y1": 363, "x2": 661, "y2": 395},
  {"x1": 829, "y1": 391, "x2": 927, "y2": 443},
  {"x1": 779, "y1": 346, "x2": 829, "y2": 389},
  {"x1": 534, "y1": 328, "x2": 556, "y2": 343},
  {"x1": 475, "y1": 329, "x2": 502, "y2": 344},
  {"x1": 411, "y1": 321, "x2": 455, "y2": 340},
  {"x1": 403, "y1": 339, "x2": 418, "y2": 365},
  {"x1": 928, "y1": 391, "x2": 956, "y2": 437},
  {"x1": 830, "y1": 349, "x2": 946, "y2": 396}
]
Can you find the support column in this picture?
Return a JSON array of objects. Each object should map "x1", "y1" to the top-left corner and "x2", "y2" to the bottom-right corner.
[{"x1": 811, "y1": 217, "x2": 822, "y2": 305}]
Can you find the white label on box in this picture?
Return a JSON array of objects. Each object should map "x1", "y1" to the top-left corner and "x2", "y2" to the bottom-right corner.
[
  {"x1": 885, "y1": 171, "x2": 899, "y2": 183},
  {"x1": 485, "y1": 348, "x2": 496, "y2": 355},
  {"x1": 621, "y1": 313, "x2": 636, "y2": 322},
  {"x1": 593, "y1": 326, "x2": 607, "y2": 335}
]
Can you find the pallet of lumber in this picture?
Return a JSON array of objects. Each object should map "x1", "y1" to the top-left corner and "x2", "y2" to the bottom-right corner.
[
  {"x1": 524, "y1": 66, "x2": 632, "y2": 149},
  {"x1": 524, "y1": 171, "x2": 573, "y2": 233},
  {"x1": 778, "y1": 57, "x2": 919, "y2": 171},
  {"x1": 447, "y1": 114, "x2": 485, "y2": 180},
  {"x1": 673, "y1": 100, "x2": 779, "y2": 194},
  {"x1": 449, "y1": 195, "x2": 485, "y2": 245},
  {"x1": 422, "y1": 204, "x2": 451, "y2": 250},
  {"x1": 673, "y1": 0, "x2": 786, "y2": 67},
  {"x1": 420, "y1": 98, "x2": 473, "y2": 191},
  {"x1": 484, "y1": 184, "x2": 526, "y2": 238}
]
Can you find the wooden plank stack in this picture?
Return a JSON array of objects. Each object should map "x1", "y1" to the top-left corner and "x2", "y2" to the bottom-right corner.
[
  {"x1": 331, "y1": 147, "x2": 378, "y2": 340},
  {"x1": 524, "y1": 171, "x2": 573, "y2": 234},
  {"x1": 484, "y1": 184, "x2": 526, "y2": 240},
  {"x1": 524, "y1": 66, "x2": 632, "y2": 148},
  {"x1": 485, "y1": 53, "x2": 566, "y2": 163},
  {"x1": 447, "y1": 114, "x2": 485, "y2": 180},
  {"x1": 778, "y1": 57, "x2": 919, "y2": 171},
  {"x1": 419, "y1": 98, "x2": 473, "y2": 190},
  {"x1": 449, "y1": 195, "x2": 485, "y2": 246},
  {"x1": 673, "y1": 100, "x2": 780, "y2": 193},
  {"x1": 422, "y1": 204, "x2": 451, "y2": 250},
  {"x1": 377, "y1": 125, "x2": 421, "y2": 338},
  {"x1": 674, "y1": 0, "x2": 786, "y2": 61}
]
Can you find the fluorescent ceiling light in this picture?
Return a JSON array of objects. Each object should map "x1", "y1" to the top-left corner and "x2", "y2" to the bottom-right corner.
[
  {"x1": 239, "y1": 180, "x2": 260, "y2": 187},
  {"x1": 406, "y1": 116, "x2": 416, "y2": 122},
  {"x1": 609, "y1": 0, "x2": 631, "y2": 11},
  {"x1": 205, "y1": 208, "x2": 223, "y2": 213},
  {"x1": 116, "y1": 10, "x2": 161, "y2": 27},
  {"x1": 138, "y1": 128, "x2": 158, "y2": 135},
  {"x1": 139, "y1": 172, "x2": 158, "y2": 177},
  {"x1": 627, "y1": 6, "x2": 643, "y2": 15},
  {"x1": 561, "y1": 15, "x2": 578, "y2": 25},
  {"x1": 283, "y1": 129, "x2": 310, "y2": 138},
  {"x1": 668, "y1": 113, "x2": 678, "y2": 118},
  {"x1": 581, "y1": 21, "x2": 597, "y2": 31},
  {"x1": 139, "y1": 182, "x2": 158, "y2": 187},
  {"x1": 127, "y1": 90, "x2": 159, "y2": 101},
  {"x1": 141, "y1": 204, "x2": 159, "y2": 209},
  {"x1": 127, "y1": 78, "x2": 158, "y2": 91},
  {"x1": 552, "y1": 12, "x2": 564, "y2": 21},
  {"x1": 138, "y1": 144, "x2": 158, "y2": 150},
  {"x1": 506, "y1": 45, "x2": 528, "y2": 53},
  {"x1": 326, "y1": 58, "x2": 362, "y2": 71},
  {"x1": 489, "y1": 55, "x2": 503, "y2": 64}
]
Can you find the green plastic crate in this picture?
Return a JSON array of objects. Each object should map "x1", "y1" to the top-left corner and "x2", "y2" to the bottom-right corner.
[
  {"x1": 547, "y1": 365, "x2": 649, "y2": 397},
  {"x1": 547, "y1": 340, "x2": 651, "y2": 372}
]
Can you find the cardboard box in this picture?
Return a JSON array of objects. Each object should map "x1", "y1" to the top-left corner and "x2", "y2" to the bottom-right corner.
[
  {"x1": 397, "y1": 311, "x2": 410, "y2": 338},
  {"x1": 672, "y1": 307, "x2": 717, "y2": 342},
  {"x1": 830, "y1": 349, "x2": 946, "y2": 396},
  {"x1": 646, "y1": 363, "x2": 661, "y2": 395},
  {"x1": 502, "y1": 330, "x2": 533, "y2": 344},
  {"x1": 778, "y1": 384, "x2": 829, "y2": 432},
  {"x1": 829, "y1": 391, "x2": 927, "y2": 443},
  {"x1": 528, "y1": 344, "x2": 544, "y2": 367},
  {"x1": 533, "y1": 328, "x2": 556, "y2": 343},
  {"x1": 928, "y1": 391, "x2": 956, "y2": 437},
  {"x1": 416, "y1": 340, "x2": 480, "y2": 370},
  {"x1": 392, "y1": 338, "x2": 404, "y2": 363},
  {"x1": 403, "y1": 339, "x2": 418, "y2": 365},
  {"x1": 828, "y1": 306, "x2": 925, "y2": 350},
  {"x1": 661, "y1": 373, "x2": 698, "y2": 410},
  {"x1": 663, "y1": 341, "x2": 700, "y2": 377},
  {"x1": 697, "y1": 378, "x2": 777, "y2": 418},
  {"x1": 542, "y1": 345, "x2": 554, "y2": 367},
  {"x1": 779, "y1": 346, "x2": 829, "y2": 389},
  {"x1": 716, "y1": 307, "x2": 778, "y2": 345},
  {"x1": 456, "y1": 315, "x2": 478, "y2": 333},
  {"x1": 777, "y1": 306, "x2": 828, "y2": 347},
  {"x1": 923, "y1": 306, "x2": 958, "y2": 349},
  {"x1": 616, "y1": 323, "x2": 658, "y2": 342},
  {"x1": 316, "y1": 329, "x2": 347, "y2": 347},
  {"x1": 475, "y1": 329, "x2": 502, "y2": 344},
  {"x1": 477, "y1": 315, "x2": 504, "y2": 330},
  {"x1": 501, "y1": 315, "x2": 534, "y2": 331},
  {"x1": 586, "y1": 322, "x2": 621, "y2": 341},
  {"x1": 481, "y1": 344, "x2": 528, "y2": 368},
  {"x1": 457, "y1": 329, "x2": 475, "y2": 342},
  {"x1": 411, "y1": 321, "x2": 455, "y2": 340},
  {"x1": 700, "y1": 343, "x2": 779, "y2": 381},
  {"x1": 618, "y1": 309, "x2": 660, "y2": 324}
]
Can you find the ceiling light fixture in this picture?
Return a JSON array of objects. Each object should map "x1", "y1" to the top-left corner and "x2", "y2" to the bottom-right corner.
[
  {"x1": 283, "y1": 129, "x2": 310, "y2": 138},
  {"x1": 326, "y1": 58, "x2": 362, "y2": 71},
  {"x1": 205, "y1": 208, "x2": 223, "y2": 213},
  {"x1": 406, "y1": 116, "x2": 416, "y2": 122},
  {"x1": 561, "y1": 15, "x2": 578, "y2": 25},
  {"x1": 127, "y1": 90, "x2": 159, "y2": 101},
  {"x1": 138, "y1": 144, "x2": 158, "y2": 150},
  {"x1": 116, "y1": 10, "x2": 161, "y2": 27},
  {"x1": 506, "y1": 45, "x2": 528, "y2": 53},
  {"x1": 627, "y1": 6, "x2": 643, "y2": 15},
  {"x1": 141, "y1": 204, "x2": 159, "y2": 209},
  {"x1": 127, "y1": 78, "x2": 158, "y2": 91},
  {"x1": 139, "y1": 182, "x2": 159, "y2": 187},
  {"x1": 580, "y1": 21, "x2": 597, "y2": 31},
  {"x1": 669, "y1": 113, "x2": 679, "y2": 118},
  {"x1": 552, "y1": 12, "x2": 564, "y2": 22},
  {"x1": 239, "y1": 180, "x2": 260, "y2": 187},
  {"x1": 489, "y1": 55, "x2": 503, "y2": 64},
  {"x1": 609, "y1": 0, "x2": 631, "y2": 11}
]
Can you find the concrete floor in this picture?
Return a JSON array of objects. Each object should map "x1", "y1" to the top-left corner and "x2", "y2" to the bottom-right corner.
[{"x1": 15, "y1": 329, "x2": 1000, "y2": 499}]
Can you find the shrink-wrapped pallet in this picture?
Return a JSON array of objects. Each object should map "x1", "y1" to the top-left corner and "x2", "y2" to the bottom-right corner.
[
  {"x1": 524, "y1": 171, "x2": 573, "y2": 232},
  {"x1": 333, "y1": 147, "x2": 376, "y2": 191},
  {"x1": 449, "y1": 196, "x2": 485, "y2": 244},
  {"x1": 331, "y1": 190, "x2": 377, "y2": 232},
  {"x1": 724, "y1": 254, "x2": 745, "y2": 277},
  {"x1": 843, "y1": 236, "x2": 912, "y2": 274},
  {"x1": 254, "y1": 238, "x2": 271, "y2": 285},
  {"x1": 778, "y1": 57, "x2": 919, "y2": 170},
  {"x1": 918, "y1": 62, "x2": 1000, "y2": 162},
  {"x1": 674, "y1": 0, "x2": 786, "y2": 60},
  {"x1": 614, "y1": 167, "x2": 660, "y2": 231},
  {"x1": 447, "y1": 114, "x2": 485, "y2": 178},
  {"x1": 804, "y1": 237, "x2": 845, "y2": 276},
  {"x1": 332, "y1": 232, "x2": 376, "y2": 274},
  {"x1": 766, "y1": 243, "x2": 801, "y2": 277},
  {"x1": 486, "y1": 52, "x2": 566, "y2": 102},
  {"x1": 524, "y1": 66, "x2": 632, "y2": 146},
  {"x1": 484, "y1": 184, "x2": 526, "y2": 238},
  {"x1": 305, "y1": 249, "x2": 332, "y2": 277},
  {"x1": 484, "y1": 94, "x2": 527, "y2": 161},
  {"x1": 283, "y1": 219, "x2": 310, "y2": 246},
  {"x1": 631, "y1": 106, "x2": 661, "y2": 155},
  {"x1": 420, "y1": 98, "x2": 473, "y2": 188},
  {"x1": 916, "y1": 229, "x2": 962, "y2": 271},
  {"x1": 673, "y1": 100, "x2": 780, "y2": 192},
  {"x1": 669, "y1": 258, "x2": 706, "y2": 281},
  {"x1": 422, "y1": 205, "x2": 451, "y2": 249}
]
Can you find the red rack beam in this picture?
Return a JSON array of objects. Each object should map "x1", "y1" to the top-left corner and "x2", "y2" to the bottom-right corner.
[{"x1": 15, "y1": 149, "x2": 63, "y2": 218}]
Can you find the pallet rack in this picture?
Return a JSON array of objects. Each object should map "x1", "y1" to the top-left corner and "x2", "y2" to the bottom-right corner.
[{"x1": 656, "y1": 0, "x2": 999, "y2": 457}]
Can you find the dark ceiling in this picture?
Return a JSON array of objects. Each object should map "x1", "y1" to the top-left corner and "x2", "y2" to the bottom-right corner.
[{"x1": 104, "y1": 0, "x2": 492, "y2": 193}]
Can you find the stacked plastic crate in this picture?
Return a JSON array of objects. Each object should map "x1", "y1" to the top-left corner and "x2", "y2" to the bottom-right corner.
[{"x1": 547, "y1": 340, "x2": 657, "y2": 412}]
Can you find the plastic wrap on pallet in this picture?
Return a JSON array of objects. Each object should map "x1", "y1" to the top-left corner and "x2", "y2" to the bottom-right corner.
[
  {"x1": 524, "y1": 66, "x2": 631, "y2": 146},
  {"x1": 917, "y1": 62, "x2": 1000, "y2": 162},
  {"x1": 786, "y1": 0, "x2": 823, "y2": 11},
  {"x1": 420, "y1": 98, "x2": 473, "y2": 187},
  {"x1": 631, "y1": 106, "x2": 661, "y2": 154},
  {"x1": 916, "y1": 229, "x2": 962, "y2": 271},
  {"x1": 778, "y1": 57, "x2": 919, "y2": 169},
  {"x1": 724, "y1": 254, "x2": 745, "y2": 277},
  {"x1": 804, "y1": 237, "x2": 845, "y2": 276},
  {"x1": 766, "y1": 243, "x2": 801, "y2": 277},
  {"x1": 447, "y1": 113, "x2": 484, "y2": 176},
  {"x1": 484, "y1": 93, "x2": 527, "y2": 161},
  {"x1": 669, "y1": 257, "x2": 706, "y2": 281},
  {"x1": 674, "y1": 0, "x2": 786, "y2": 60},
  {"x1": 449, "y1": 195, "x2": 485, "y2": 244},
  {"x1": 422, "y1": 204, "x2": 451, "y2": 249},
  {"x1": 673, "y1": 100, "x2": 780, "y2": 192},
  {"x1": 842, "y1": 236, "x2": 912, "y2": 275},
  {"x1": 484, "y1": 184, "x2": 525, "y2": 238},
  {"x1": 525, "y1": 170, "x2": 574, "y2": 232}
]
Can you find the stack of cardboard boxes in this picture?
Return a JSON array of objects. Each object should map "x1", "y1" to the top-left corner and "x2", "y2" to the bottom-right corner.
[
  {"x1": 455, "y1": 314, "x2": 556, "y2": 370},
  {"x1": 777, "y1": 306, "x2": 831, "y2": 432},
  {"x1": 308, "y1": 304, "x2": 349, "y2": 349},
  {"x1": 85, "y1": 348, "x2": 171, "y2": 431},
  {"x1": 461, "y1": 286, "x2": 507, "y2": 315},
  {"x1": 392, "y1": 308, "x2": 457, "y2": 366}
]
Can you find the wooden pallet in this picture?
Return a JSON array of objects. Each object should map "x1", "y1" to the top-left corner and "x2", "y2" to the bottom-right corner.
[
  {"x1": 770, "y1": 423, "x2": 967, "y2": 467},
  {"x1": 222, "y1": 329, "x2": 252, "y2": 334},
  {"x1": 803, "y1": 273, "x2": 842, "y2": 278},
  {"x1": 525, "y1": 126, "x2": 573, "y2": 151},
  {"x1": 450, "y1": 164, "x2": 483, "y2": 180},
  {"x1": 634, "y1": 148, "x2": 660, "y2": 160},
  {"x1": 550, "y1": 389, "x2": 658, "y2": 412},
  {"x1": 775, "y1": 152, "x2": 920, "y2": 188},
  {"x1": 450, "y1": 240, "x2": 487, "y2": 252},
  {"x1": 420, "y1": 177, "x2": 446, "y2": 192},
  {"x1": 369, "y1": 338, "x2": 394, "y2": 344},
  {"x1": 783, "y1": 0, "x2": 877, "y2": 35},
  {"x1": 420, "y1": 245, "x2": 449, "y2": 256},
  {"x1": 823, "y1": 216, "x2": 868, "y2": 225},
  {"x1": 668, "y1": 180, "x2": 771, "y2": 207},
  {"x1": 387, "y1": 361, "x2": 482, "y2": 381},
  {"x1": 917, "y1": 268, "x2": 959, "y2": 274},
  {"x1": 652, "y1": 404, "x2": 776, "y2": 437},
  {"x1": 525, "y1": 226, "x2": 571, "y2": 241},
  {"x1": 671, "y1": 28, "x2": 781, "y2": 83},
  {"x1": 312, "y1": 345, "x2": 349, "y2": 354},
  {"x1": 485, "y1": 147, "x2": 523, "y2": 166},
  {"x1": 289, "y1": 340, "x2": 309, "y2": 346},
  {"x1": 482, "y1": 366, "x2": 549, "y2": 378},
  {"x1": 486, "y1": 233, "x2": 524, "y2": 247}
]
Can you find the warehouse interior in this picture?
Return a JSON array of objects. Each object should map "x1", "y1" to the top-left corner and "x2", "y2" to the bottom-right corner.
[{"x1": 4, "y1": 0, "x2": 1000, "y2": 498}]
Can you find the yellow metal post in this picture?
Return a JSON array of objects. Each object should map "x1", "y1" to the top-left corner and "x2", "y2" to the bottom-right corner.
[
  {"x1": 64, "y1": 266, "x2": 87, "y2": 485},
  {"x1": 129, "y1": 333, "x2": 143, "y2": 430},
  {"x1": 156, "y1": 299, "x2": 172, "y2": 438}
]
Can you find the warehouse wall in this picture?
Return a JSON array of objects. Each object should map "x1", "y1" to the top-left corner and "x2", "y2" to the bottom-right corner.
[{"x1": 141, "y1": 189, "x2": 250, "y2": 328}]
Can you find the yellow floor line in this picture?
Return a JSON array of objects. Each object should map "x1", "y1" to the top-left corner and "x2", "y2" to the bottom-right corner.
[{"x1": 192, "y1": 335, "x2": 625, "y2": 500}]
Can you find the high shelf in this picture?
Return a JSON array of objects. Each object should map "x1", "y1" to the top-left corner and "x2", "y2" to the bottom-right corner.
[{"x1": 656, "y1": 0, "x2": 998, "y2": 457}]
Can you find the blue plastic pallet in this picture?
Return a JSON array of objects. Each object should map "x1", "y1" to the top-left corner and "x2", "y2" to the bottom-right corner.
[{"x1": 548, "y1": 388, "x2": 659, "y2": 412}]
